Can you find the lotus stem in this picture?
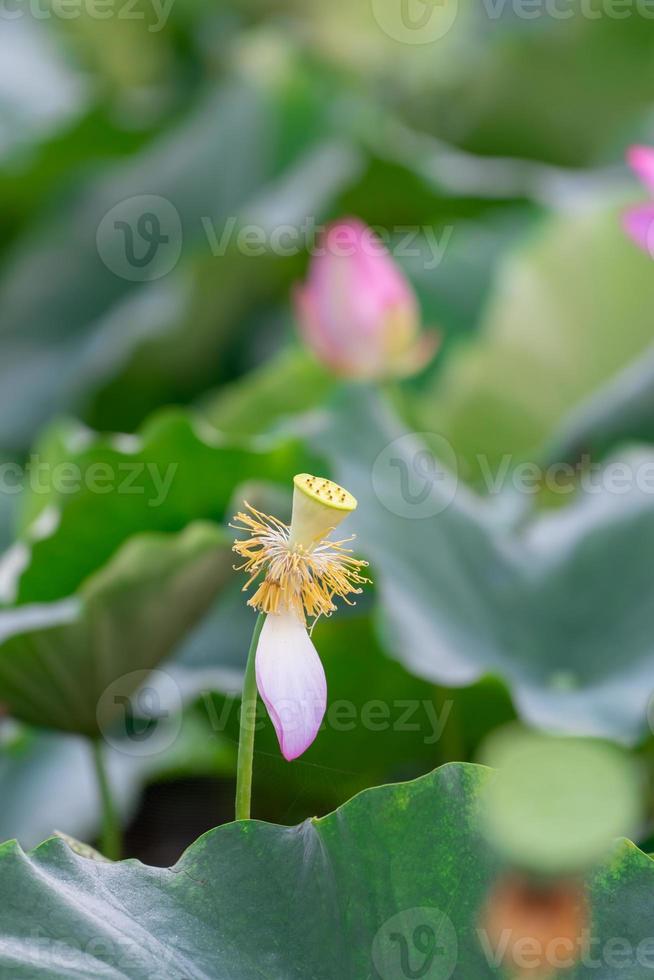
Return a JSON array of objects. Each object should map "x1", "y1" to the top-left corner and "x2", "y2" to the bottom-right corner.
[
  {"x1": 235, "y1": 613, "x2": 266, "y2": 821},
  {"x1": 90, "y1": 737, "x2": 121, "y2": 860}
]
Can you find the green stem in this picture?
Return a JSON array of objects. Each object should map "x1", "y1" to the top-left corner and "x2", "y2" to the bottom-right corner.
[
  {"x1": 90, "y1": 738, "x2": 121, "y2": 860},
  {"x1": 235, "y1": 613, "x2": 266, "y2": 821},
  {"x1": 434, "y1": 685, "x2": 465, "y2": 764}
]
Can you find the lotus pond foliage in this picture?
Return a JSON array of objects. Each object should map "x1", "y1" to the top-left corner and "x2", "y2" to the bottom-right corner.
[{"x1": 2, "y1": 6, "x2": 654, "y2": 978}]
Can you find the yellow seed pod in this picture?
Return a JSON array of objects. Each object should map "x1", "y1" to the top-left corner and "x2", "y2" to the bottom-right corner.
[{"x1": 289, "y1": 474, "x2": 357, "y2": 547}]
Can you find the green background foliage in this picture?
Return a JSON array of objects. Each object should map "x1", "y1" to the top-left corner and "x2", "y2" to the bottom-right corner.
[{"x1": 2, "y1": 1, "x2": 654, "y2": 967}]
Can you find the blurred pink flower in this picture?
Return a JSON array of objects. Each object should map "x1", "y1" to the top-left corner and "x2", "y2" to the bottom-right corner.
[
  {"x1": 624, "y1": 146, "x2": 654, "y2": 254},
  {"x1": 294, "y1": 217, "x2": 438, "y2": 380}
]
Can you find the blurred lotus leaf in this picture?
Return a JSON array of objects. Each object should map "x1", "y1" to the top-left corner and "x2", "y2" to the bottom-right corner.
[
  {"x1": 0, "y1": 522, "x2": 231, "y2": 734},
  {"x1": 0, "y1": 60, "x2": 355, "y2": 449},
  {"x1": 319, "y1": 385, "x2": 654, "y2": 744},
  {"x1": 422, "y1": 207, "x2": 654, "y2": 487},
  {"x1": 544, "y1": 343, "x2": 654, "y2": 466},
  {"x1": 0, "y1": 704, "x2": 235, "y2": 850},
  {"x1": 6, "y1": 408, "x2": 312, "y2": 604}
]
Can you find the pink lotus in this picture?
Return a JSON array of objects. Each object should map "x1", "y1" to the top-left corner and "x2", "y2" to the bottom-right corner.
[
  {"x1": 294, "y1": 218, "x2": 438, "y2": 380},
  {"x1": 624, "y1": 146, "x2": 654, "y2": 255}
]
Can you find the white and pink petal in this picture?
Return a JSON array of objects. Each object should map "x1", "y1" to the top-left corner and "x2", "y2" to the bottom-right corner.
[{"x1": 255, "y1": 611, "x2": 327, "y2": 762}]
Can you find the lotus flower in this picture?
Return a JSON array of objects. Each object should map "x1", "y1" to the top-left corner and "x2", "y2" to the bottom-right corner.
[
  {"x1": 232, "y1": 474, "x2": 369, "y2": 760},
  {"x1": 624, "y1": 145, "x2": 654, "y2": 254},
  {"x1": 294, "y1": 218, "x2": 438, "y2": 380}
]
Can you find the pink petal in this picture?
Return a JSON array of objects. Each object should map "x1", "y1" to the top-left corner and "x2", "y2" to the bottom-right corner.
[
  {"x1": 294, "y1": 217, "x2": 420, "y2": 378},
  {"x1": 627, "y1": 145, "x2": 654, "y2": 195},
  {"x1": 293, "y1": 282, "x2": 352, "y2": 374},
  {"x1": 321, "y1": 218, "x2": 418, "y2": 331},
  {"x1": 255, "y1": 611, "x2": 327, "y2": 761},
  {"x1": 623, "y1": 205, "x2": 654, "y2": 255}
]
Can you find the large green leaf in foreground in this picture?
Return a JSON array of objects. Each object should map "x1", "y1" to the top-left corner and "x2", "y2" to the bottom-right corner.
[
  {"x1": 320, "y1": 386, "x2": 654, "y2": 744},
  {"x1": 0, "y1": 522, "x2": 231, "y2": 734},
  {"x1": 0, "y1": 764, "x2": 652, "y2": 979}
]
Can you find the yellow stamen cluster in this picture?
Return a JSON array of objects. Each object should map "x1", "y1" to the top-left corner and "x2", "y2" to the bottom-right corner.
[{"x1": 231, "y1": 502, "x2": 370, "y2": 622}]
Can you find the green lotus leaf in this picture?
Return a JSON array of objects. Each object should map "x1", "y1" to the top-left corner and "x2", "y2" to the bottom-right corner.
[
  {"x1": 7, "y1": 408, "x2": 312, "y2": 605},
  {"x1": 0, "y1": 522, "x2": 232, "y2": 734},
  {"x1": 421, "y1": 207, "x2": 654, "y2": 487},
  {"x1": 203, "y1": 346, "x2": 334, "y2": 437},
  {"x1": 544, "y1": 344, "x2": 654, "y2": 466},
  {"x1": 318, "y1": 385, "x2": 654, "y2": 744},
  {"x1": 0, "y1": 764, "x2": 652, "y2": 979}
]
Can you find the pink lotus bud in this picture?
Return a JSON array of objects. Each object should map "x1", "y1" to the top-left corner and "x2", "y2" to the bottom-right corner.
[{"x1": 294, "y1": 218, "x2": 438, "y2": 380}]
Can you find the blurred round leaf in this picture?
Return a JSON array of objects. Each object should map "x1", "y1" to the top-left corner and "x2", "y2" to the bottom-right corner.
[{"x1": 481, "y1": 730, "x2": 642, "y2": 875}]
